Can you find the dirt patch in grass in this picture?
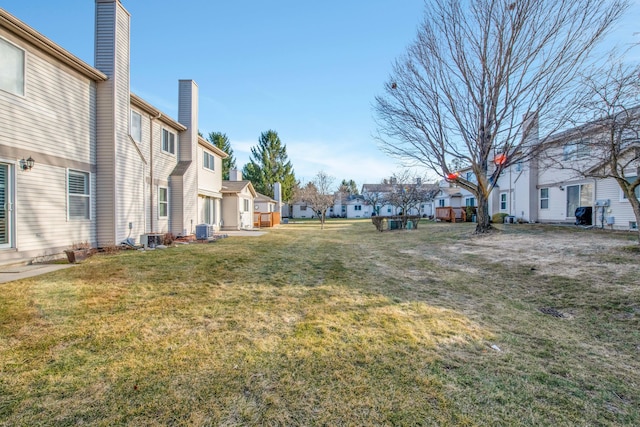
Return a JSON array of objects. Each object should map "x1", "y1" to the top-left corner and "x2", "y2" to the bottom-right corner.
[{"x1": 449, "y1": 226, "x2": 637, "y2": 279}]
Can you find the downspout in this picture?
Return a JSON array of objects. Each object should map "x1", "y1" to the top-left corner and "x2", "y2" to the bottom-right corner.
[{"x1": 149, "y1": 112, "x2": 162, "y2": 232}]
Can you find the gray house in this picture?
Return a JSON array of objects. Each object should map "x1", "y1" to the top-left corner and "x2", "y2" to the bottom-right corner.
[{"x1": 0, "y1": 1, "x2": 226, "y2": 264}]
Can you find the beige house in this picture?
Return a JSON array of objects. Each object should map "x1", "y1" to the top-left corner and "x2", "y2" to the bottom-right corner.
[
  {"x1": 221, "y1": 170, "x2": 257, "y2": 231},
  {"x1": 0, "y1": 1, "x2": 226, "y2": 264}
]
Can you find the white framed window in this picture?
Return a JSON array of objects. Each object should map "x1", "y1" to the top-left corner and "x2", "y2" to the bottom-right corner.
[
  {"x1": 438, "y1": 199, "x2": 445, "y2": 207},
  {"x1": 158, "y1": 187, "x2": 168, "y2": 218},
  {"x1": 576, "y1": 141, "x2": 590, "y2": 158},
  {"x1": 204, "y1": 196, "x2": 214, "y2": 224},
  {"x1": 68, "y1": 170, "x2": 90, "y2": 220},
  {"x1": 203, "y1": 151, "x2": 215, "y2": 170},
  {"x1": 0, "y1": 37, "x2": 25, "y2": 96},
  {"x1": 354, "y1": 205, "x2": 362, "y2": 211},
  {"x1": 300, "y1": 205, "x2": 307, "y2": 211},
  {"x1": 162, "y1": 129, "x2": 176, "y2": 155},
  {"x1": 563, "y1": 140, "x2": 590, "y2": 161},
  {"x1": 465, "y1": 197, "x2": 476, "y2": 207},
  {"x1": 540, "y1": 188, "x2": 549, "y2": 209},
  {"x1": 500, "y1": 193, "x2": 508, "y2": 211},
  {"x1": 130, "y1": 110, "x2": 142, "y2": 142},
  {"x1": 243, "y1": 199, "x2": 249, "y2": 212}
]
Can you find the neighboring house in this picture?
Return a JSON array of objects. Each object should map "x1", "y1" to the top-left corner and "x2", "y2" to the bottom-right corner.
[
  {"x1": 361, "y1": 179, "x2": 438, "y2": 217},
  {"x1": 330, "y1": 193, "x2": 373, "y2": 218},
  {"x1": 343, "y1": 194, "x2": 372, "y2": 218},
  {"x1": 0, "y1": 1, "x2": 225, "y2": 264},
  {"x1": 488, "y1": 113, "x2": 640, "y2": 230},
  {"x1": 254, "y1": 192, "x2": 278, "y2": 213},
  {"x1": 291, "y1": 202, "x2": 315, "y2": 219},
  {"x1": 221, "y1": 170, "x2": 256, "y2": 230}
]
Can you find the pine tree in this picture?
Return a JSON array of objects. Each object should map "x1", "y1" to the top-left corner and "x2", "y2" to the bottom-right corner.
[
  {"x1": 206, "y1": 132, "x2": 236, "y2": 180},
  {"x1": 242, "y1": 130, "x2": 296, "y2": 201}
]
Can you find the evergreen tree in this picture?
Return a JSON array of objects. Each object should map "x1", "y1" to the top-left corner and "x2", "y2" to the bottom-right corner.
[
  {"x1": 339, "y1": 179, "x2": 359, "y2": 195},
  {"x1": 206, "y1": 132, "x2": 236, "y2": 180},
  {"x1": 242, "y1": 130, "x2": 296, "y2": 201}
]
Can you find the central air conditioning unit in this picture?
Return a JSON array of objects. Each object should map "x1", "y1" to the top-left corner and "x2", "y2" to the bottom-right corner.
[
  {"x1": 140, "y1": 233, "x2": 164, "y2": 249},
  {"x1": 195, "y1": 224, "x2": 214, "y2": 240}
]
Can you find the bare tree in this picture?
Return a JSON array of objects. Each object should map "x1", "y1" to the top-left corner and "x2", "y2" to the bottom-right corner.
[
  {"x1": 554, "y1": 61, "x2": 640, "y2": 244},
  {"x1": 375, "y1": 0, "x2": 627, "y2": 233},
  {"x1": 295, "y1": 171, "x2": 336, "y2": 229},
  {"x1": 362, "y1": 182, "x2": 387, "y2": 216},
  {"x1": 383, "y1": 170, "x2": 434, "y2": 226}
]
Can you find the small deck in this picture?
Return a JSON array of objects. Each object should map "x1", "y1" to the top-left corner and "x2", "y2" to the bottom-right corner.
[
  {"x1": 436, "y1": 207, "x2": 467, "y2": 223},
  {"x1": 253, "y1": 212, "x2": 281, "y2": 228}
]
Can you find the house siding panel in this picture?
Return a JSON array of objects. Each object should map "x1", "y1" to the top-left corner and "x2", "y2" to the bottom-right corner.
[
  {"x1": 0, "y1": 25, "x2": 97, "y2": 262},
  {"x1": 95, "y1": 1, "x2": 117, "y2": 246}
]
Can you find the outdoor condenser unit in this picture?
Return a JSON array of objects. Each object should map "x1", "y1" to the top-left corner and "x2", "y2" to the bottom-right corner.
[
  {"x1": 140, "y1": 233, "x2": 163, "y2": 249},
  {"x1": 195, "y1": 224, "x2": 214, "y2": 240}
]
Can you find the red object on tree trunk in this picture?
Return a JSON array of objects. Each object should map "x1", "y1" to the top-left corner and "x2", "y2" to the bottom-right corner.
[
  {"x1": 446, "y1": 172, "x2": 459, "y2": 180},
  {"x1": 494, "y1": 153, "x2": 507, "y2": 165}
]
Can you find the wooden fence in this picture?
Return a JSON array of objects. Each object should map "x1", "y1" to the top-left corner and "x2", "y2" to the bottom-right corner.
[{"x1": 253, "y1": 212, "x2": 281, "y2": 228}]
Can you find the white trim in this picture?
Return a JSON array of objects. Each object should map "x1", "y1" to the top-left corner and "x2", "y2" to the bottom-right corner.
[
  {"x1": 0, "y1": 36, "x2": 26, "y2": 98},
  {"x1": 66, "y1": 169, "x2": 91, "y2": 221},
  {"x1": 158, "y1": 186, "x2": 169, "y2": 218},
  {"x1": 0, "y1": 160, "x2": 15, "y2": 249},
  {"x1": 161, "y1": 128, "x2": 176, "y2": 155},
  {"x1": 130, "y1": 109, "x2": 142, "y2": 143}
]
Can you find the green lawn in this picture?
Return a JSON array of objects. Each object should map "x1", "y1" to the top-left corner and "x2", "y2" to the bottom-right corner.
[{"x1": 0, "y1": 220, "x2": 638, "y2": 426}]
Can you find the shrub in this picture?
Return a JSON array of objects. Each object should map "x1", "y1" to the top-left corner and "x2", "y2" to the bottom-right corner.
[
  {"x1": 371, "y1": 217, "x2": 386, "y2": 232},
  {"x1": 492, "y1": 212, "x2": 509, "y2": 223}
]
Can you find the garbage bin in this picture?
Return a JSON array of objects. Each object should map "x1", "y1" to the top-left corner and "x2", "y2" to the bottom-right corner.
[{"x1": 574, "y1": 206, "x2": 592, "y2": 226}]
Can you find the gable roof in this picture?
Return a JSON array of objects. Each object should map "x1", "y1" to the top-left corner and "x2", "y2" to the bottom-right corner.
[
  {"x1": 437, "y1": 187, "x2": 463, "y2": 198},
  {"x1": 255, "y1": 192, "x2": 276, "y2": 203},
  {"x1": 221, "y1": 180, "x2": 257, "y2": 197}
]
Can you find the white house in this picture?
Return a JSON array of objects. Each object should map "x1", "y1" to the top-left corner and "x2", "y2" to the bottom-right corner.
[
  {"x1": 361, "y1": 180, "x2": 439, "y2": 217},
  {"x1": 0, "y1": 1, "x2": 227, "y2": 264},
  {"x1": 488, "y1": 113, "x2": 639, "y2": 230}
]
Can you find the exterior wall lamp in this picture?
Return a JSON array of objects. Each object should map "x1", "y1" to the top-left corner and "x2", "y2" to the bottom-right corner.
[{"x1": 19, "y1": 156, "x2": 35, "y2": 171}]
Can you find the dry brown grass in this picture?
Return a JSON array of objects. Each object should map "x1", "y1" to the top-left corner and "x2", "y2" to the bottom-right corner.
[{"x1": 0, "y1": 220, "x2": 638, "y2": 425}]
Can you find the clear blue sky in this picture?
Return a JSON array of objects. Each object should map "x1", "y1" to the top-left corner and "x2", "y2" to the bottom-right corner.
[
  {"x1": 2, "y1": 0, "x2": 427, "y2": 187},
  {"x1": 3, "y1": 1, "x2": 639, "y2": 188}
]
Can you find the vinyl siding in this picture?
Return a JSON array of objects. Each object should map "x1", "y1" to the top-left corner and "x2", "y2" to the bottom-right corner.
[
  {"x1": 0, "y1": 30, "x2": 95, "y2": 165},
  {"x1": 17, "y1": 163, "x2": 95, "y2": 246},
  {"x1": 94, "y1": 1, "x2": 117, "y2": 246},
  {"x1": 0, "y1": 27, "x2": 97, "y2": 262},
  {"x1": 175, "y1": 80, "x2": 198, "y2": 237},
  {"x1": 598, "y1": 176, "x2": 637, "y2": 230}
]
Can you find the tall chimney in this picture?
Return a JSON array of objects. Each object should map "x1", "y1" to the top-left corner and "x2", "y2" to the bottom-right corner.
[{"x1": 95, "y1": 0, "x2": 133, "y2": 246}]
